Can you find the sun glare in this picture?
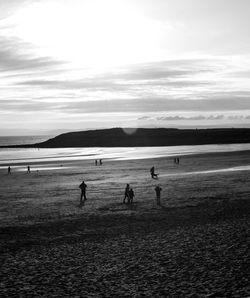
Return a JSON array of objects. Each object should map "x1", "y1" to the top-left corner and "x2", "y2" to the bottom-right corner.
[{"x1": 10, "y1": 0, "x2": 165, "y2": 69}]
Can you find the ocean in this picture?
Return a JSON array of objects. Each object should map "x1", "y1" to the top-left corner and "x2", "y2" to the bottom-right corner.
[
  {"x1": 1, "y1": 139, "x2": 250, "y2": 169},
  {"x1": 0, "y1": 135, "x2": 53, "y2": 147}
]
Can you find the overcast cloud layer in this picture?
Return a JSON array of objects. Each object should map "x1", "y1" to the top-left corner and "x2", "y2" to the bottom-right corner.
[{"x1": 0, "y1": 0, "x2": 250, "y2": 135}]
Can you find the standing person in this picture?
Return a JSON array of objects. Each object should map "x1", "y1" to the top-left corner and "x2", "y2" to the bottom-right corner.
[
  {"x1": 123, "y1": 184, "x2": 130, "y2": 203},
  {"x1": 95, "y1": 160, "x2": 97, "y2": 166},
  {"x1": 155, "y1": 185, "x2": 162, "y2": 205},
  {"x1": 8, "y1": 166, "x2": 11, "y2": 175},
  {"x1": 79, "y1": 180, "x2": 87, "y2": 204},
  {"x1": 128, "y1": 188, "x2": 135, "y2": 204},
  {"x1": 150, "y1": 166, "x2": 158, "y2": 179},
  {"x1": 99, "y1": 159, "x2": 103, "y2": 166},
  {"x1": 150, "y1": 166, "x2": 154, "y2": 178},
  {"x1": 27, "y1": 165, "x2": 31, "y2": 173}
]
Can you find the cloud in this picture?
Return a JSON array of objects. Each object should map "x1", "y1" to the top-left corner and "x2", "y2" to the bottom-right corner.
[
  {"x1": 0, "y1": 36, "x2": 64, "y2": 72},
  {"x1": 138, "y1": 114, "x2": 225, "y2": 121},
  {"x1": 138, "y1": 113, "x2": 250, "y2": 122},
  {"x1": 0, "y1": 1, "x2": 250, "y2": 133},
  {"x1": 17, "y1": 78, "x2": 122, "y2": 91},
  {"x1": 104, "y1": 61, "x2": 208, "y2": 81},
  {"x1": 0, "y1": 0, "x2": 30, "y2": 20},
  {"x1": 228, "y1": 114, "x2": 250, "y2": 120},
  {"x1": 14, "y1": 57, "x2": 220, "y2": 94},
  {"x1": 226, "y1": 70, "x2": 250, "y2": 78},
  {"x1": 0, "y1": 99, "x2": 66, "y2": 113},
  {"x1": 156, "y1": 115, "x2": 224, "y2": 121},
  {"x1": 16, "y1": 77, "x2": 211, "y2": 93},
  {"x1": 3, "y1": 93, "x2": 250, "y2": 116},
  {"x1": 1, "y1": 55, "x2": 250, "y2": 125},
  {"x1": 42, "y1": 97, "x2": 250, "y2": 114}
]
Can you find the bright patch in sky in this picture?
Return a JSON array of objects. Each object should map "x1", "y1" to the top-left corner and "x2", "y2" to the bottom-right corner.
[
  {"x1": 8, "y1": 0, "x2": 165, "y2": 68},
  {"x1": 0, "y1": 0, "x2": 250, "y2": 135}
]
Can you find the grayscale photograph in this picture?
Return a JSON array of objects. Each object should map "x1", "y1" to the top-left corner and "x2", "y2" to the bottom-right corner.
[{"x1": 0, "y1": 0, "x2": 249, "y2": 297}]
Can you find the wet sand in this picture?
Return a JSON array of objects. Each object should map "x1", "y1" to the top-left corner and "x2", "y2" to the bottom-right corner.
[
  {"x1": 0, "y1": 150, "x2": 250, "y2": 226},
  {"x1": 0, "y1": 150, "x2": 250, "y2": 297}
]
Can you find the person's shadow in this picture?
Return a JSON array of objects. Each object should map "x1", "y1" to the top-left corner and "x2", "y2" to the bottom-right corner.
[
  {"x1": 79, "y1": 201, "x2": 85, "y2": 208},
  {"x1": 127, "y1": 202, "x2": 138, "y2": 210}
]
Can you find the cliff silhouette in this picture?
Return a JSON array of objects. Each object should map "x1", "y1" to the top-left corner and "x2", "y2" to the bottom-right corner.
[{"x1": 31, "y1": 127, "x2": 250, "y2": 148}]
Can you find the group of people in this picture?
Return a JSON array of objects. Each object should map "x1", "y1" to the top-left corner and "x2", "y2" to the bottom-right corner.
[
  {"x1": 95, "y1": 159, "x2": 103, "y2": 166},
  {"x1": 7, "y1": 165, "x2": 31, "y2": 174},
  {"x1": 123, "y1": 184, "x2": 135, "y2": 204},
  {"x1": 174, "y1": 157, "x2": 180, "y2": 164},
  {"x1": 79, "y1": 180, "x2": 162, "y2": 206},
  {"x1": 7, "y1": 162, "x2": 163, "y2": 206},
  {"x1": 79, "y1": 165, "x2": 163, "y2": 206}
]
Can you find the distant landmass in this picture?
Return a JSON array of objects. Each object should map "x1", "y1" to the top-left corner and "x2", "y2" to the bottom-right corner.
[{"x1": 3, "y1": 127, "x2": 250, "y2": 148}]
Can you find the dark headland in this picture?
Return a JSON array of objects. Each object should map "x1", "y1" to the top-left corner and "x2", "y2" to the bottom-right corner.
[{"x1": 3, "y1": 127, "x2": 250, "y2": 148}]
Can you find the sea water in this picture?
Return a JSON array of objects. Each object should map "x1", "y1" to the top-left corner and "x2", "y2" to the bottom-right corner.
[
  {"x1": 0, "y1": 135, "x2": 53, "y2": 146},
  {"x1": 1, "y1": 141, "x2": 250, "y2": 168}
]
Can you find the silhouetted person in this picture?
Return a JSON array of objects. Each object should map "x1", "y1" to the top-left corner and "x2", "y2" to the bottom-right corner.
[
  {"x1": 27, "y1": 165, "x2": 31, "y2": 173},
  {"x1": 150, "y1": 166, "x2": 158, "y2": 179},
  {"x1": 177, "y1": 157, "x2": 180, "y2": 164},
  {"x1": 100, "y1": 159, "x2": 102, "y2": 165},
  {"x1": 155, "y1": 185, "x2": 162, "y2": 205},
  {"x1": 79, "y1": 180, "x2": 87, "y2": 204},
  {"x1": 128, "y1": 188, "x2": 134, "y2": 204},
  {"x1": 95, "y1": 160, "x2": 97, "y2": 166},
  {"x1": 8, "y1": 166, "x2": 11, "y2": 175},
  {"x1": 123, "y1": 184, "x2": 130, "y2": 203}
]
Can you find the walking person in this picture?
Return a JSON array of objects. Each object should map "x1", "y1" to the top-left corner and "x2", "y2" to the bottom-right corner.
[
  {"x1": 155, "y1": 185, "x2": 162, "y2": 205},
  {"x1": 128, "y1": 188, "x2": 135, "y2": 204},
  {"x1": 79, "y1": 180, "x2": 87, "y2": 204},
  {"x1": 123, "y1": 184, "x2": 130, "y2": 203},
  {"x1": 99, "y1": 159, "x2": 103, "y2": 166},
  {"x1": 8, "y1": 166, "x2": 11, "y2": 175},
  {"x1": 27, "y1": 165, "x2": 31, "y2": 173}
]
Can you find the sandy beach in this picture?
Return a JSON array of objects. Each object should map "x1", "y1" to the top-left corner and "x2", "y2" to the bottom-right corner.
[
  {"x1": 0, "y1": 148, "x2": 250, "y2": 226},
  {"x1": 2, "y1": 0, "x2": 250, "y2": 294},
  {"x1": 0, "y1": 149, "x2": 250, "y2": 297}
]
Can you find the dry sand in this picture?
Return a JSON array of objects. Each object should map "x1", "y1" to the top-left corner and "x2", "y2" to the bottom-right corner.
[{"x1": 0, "y1": 150, "x2": 249, "y2": 297}]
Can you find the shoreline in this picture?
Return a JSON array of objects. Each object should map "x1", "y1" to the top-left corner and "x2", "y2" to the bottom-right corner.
[
  {"x1": 1, "y1": 144, "x2": 250, "y2": 168},
  {"x1": 2, "y1": 141, "x2": 250, "y2": 150}
]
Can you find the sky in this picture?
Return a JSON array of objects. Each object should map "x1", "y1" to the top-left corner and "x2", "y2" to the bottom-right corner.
[{"x1": 1, "y1": 0, "x2": 250, "y2": 135}]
